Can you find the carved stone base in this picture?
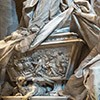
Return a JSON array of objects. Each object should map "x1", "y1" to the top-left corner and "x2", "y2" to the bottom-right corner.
[{"x1": 2, "y1": 96, "x2": 68, "y2": 100}]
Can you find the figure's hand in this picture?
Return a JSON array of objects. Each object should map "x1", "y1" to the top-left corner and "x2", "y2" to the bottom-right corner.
[
  {"x1": 11, "y1": 28, "x2": 31, "y2": 40},
  {"x1": 11, "y1": 30, "x2": 23, "y2": 40},
  {"x1": 15, "y1": 33, "x2": 36, "y2": 53}
]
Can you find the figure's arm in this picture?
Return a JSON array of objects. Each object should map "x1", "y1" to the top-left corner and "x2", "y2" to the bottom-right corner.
[{"x1": 73, "y1": 0, "x2": 100, "y2": 25}]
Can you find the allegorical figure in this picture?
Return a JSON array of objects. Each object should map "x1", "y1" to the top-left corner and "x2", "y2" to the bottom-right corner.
[{"x1": 60, "y1": 6, "x2": 100, "y2": 100}]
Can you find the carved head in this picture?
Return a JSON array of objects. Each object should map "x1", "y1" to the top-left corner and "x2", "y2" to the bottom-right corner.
[{"x1": 16, "y1": 76, "x2": 26, "y2": 86}]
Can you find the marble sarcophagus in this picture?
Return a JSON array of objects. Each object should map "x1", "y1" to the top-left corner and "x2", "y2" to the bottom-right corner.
[{"x1": 2, "y1": 32, "x2": 84, "y2": 100}]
